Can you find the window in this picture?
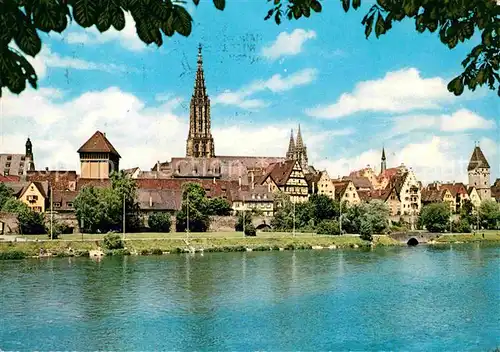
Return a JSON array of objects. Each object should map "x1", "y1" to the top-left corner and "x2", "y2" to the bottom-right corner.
[
  {"x1": 18, "y1": 170, "x2": 23, "y2": 175},
  {"x1": 21, "y1": 156, "x2": 25, "y2": 161},
  {"x1": 54, "y1": 202, "x2": 61, "y2": 208},
  {"x1": 19, "y1": 163, "x2": 24, "y2": 169},
  {"x1": 6, "y1": 155, "x2": 12, "y2": 161},
  {"x1": 67, "y1": 202, "x2": 73, "y2": 208},
  {"x1": 5, "y1": 162, "x2": 10, "y2": 167},
  {"x1": 3, "y1": 169, "x2": 9, "y2": 176}
]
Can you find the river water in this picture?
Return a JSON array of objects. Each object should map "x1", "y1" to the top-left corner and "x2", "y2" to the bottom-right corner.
[{"x1": 0, "y1": 244, "x2": 499, "y2": 351}]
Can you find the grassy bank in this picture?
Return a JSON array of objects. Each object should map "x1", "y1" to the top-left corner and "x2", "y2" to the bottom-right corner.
[{"x1": 0, "y1": 232, "x2": 498, "y2": 260}]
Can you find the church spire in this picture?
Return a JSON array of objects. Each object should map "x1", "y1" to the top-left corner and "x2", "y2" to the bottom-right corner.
[
  {"x1": 186, "y1": 44, "x2": 215, "y2": 158},
  {"x1": 381, "y1": 146, "x2": 387, "y2": 174},
  {"x1": 296, "y1": 124, "x2": 304, "y2": 148},
  {"x1": 286, "y1": 129, "x2": 295, "y2": 160}
]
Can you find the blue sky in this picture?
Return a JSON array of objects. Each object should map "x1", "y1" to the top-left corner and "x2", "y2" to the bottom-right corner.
[{"x1": 1, "y1": 0, "x2": 498, "y2": 184}]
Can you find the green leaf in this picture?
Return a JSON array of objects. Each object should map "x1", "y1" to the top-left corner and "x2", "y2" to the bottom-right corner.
[
  {"x1": 213, "y1": 0, "x2": 225, "y2": 10},
  {"x1": 96, "y1": 7, "x2": 112, "y2": 32},
  {"x1": 364, "y1": 13, "x2": 374, "y2": 38},
  {"x1": 352, "y1": 0, "x2": 361, "y2": 9},
  {"x1": 73, "y1": 0, "x2": 98, "y2": 27},
  {"x1": 375, "y1": 13, "x2": 386, "y2": 38},
  {"x1": 111, "y1": 9, "x2": 125, "y2": 30},
  {"x1": 172, "y1": 5, "x2": 192, "y2": 36},
  {"x1": 161, "y1": 11, "x2": 175, "y2": 36},
  {"x1": 14, "y1": 14, "x2": 42, "y2": 56},
  {"x1": 342, "y1": 0, "x2": 350, "y2": 12},
  {"x1": 310, "y1": 0, "x2": 322, "y2": 13},
  {"x1": 193, "y1": 0, "x2": 200, "y2": 5},
  {"x1": 447, "y1": 76, "x2": 464, "y2": 96}
]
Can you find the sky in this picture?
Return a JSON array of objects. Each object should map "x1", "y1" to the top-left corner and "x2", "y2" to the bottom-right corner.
[{"x1": 0, "y1": 0, "x2": 498, "y2": 184}]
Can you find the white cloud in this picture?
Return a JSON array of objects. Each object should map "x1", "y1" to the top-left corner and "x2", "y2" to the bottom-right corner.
[
  {"x1": 313, "y1": 136, "x2": 498, "y2": 184},
  {"x1": 262, "y1": 29, "x2": 316, "y2": 60},
  {"x1": 391, "y1": 109, "x2": 495, "y2": 135},
  {"x1": 0, "y1": 87, "x2": 342, "y2": 172},
  {"x1": 306, "y1": 68, "x2": 454, "y2": 119},
  {"x1": 213, "y1": 68, "x2": 317, "y2": 109},
  {"x1": 65, "y1": 13, "x2": 146, "y2": 52}
]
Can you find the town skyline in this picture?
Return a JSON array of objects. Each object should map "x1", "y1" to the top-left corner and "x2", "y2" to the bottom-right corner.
[{"x1": 0, "y1": 1, "x2": 498, "y2": 183}]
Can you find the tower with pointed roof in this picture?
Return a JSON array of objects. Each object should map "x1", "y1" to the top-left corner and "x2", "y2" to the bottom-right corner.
[
  {"x1": 467, "y1": 143, "x2": 491, "y2": 200},
  {"x1": 24, "y1": 137, "x2": 35, "y2": 172},
  {"x1": 78, "y1": 131, "x2": 121, "y2": 179},
  {"x1": 186, "y1": 44, "x2": 215, "y2": 158},
  {"x1": 286, "y1": 129, "x2": 295, "y2": 160},
  {"x1": 381, "y1": 147, "x2": 387, "y2": 174},
  {"x1": 294, "y1": 124, "x2": 308, "y2": 171}
]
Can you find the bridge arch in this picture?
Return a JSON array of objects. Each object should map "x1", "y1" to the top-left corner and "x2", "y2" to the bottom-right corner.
[
  {"x1": 255, "y1": 223, "x2": 272, "y2": 231},
  {"x1": 407, "y1": 237, "x2": 419, "y2": 246}
]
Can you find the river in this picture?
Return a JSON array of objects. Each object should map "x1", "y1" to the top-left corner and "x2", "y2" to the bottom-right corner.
[{"x1": 0, "y1": 244, "x2": 499, "y2": 351}]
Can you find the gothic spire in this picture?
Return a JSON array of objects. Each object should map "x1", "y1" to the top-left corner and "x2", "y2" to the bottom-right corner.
[
  {"x1": 193, "y1": 43, "x2": 207, "y2": 98},
  {"x1": 381, "y1": 146, "x2": 386, "y2": 161},
  {"x1": 296, "y1": 124, "x2": 304, "y2": 148},
  {"x1": 286, "y1": 129, "x2": 295, "y2": 160},
  {"x1": 380, "y1": 146, "x2": 387, "y2": 174}
]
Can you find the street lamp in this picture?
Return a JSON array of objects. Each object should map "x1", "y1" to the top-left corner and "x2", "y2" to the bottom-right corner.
[
  {"x1": 292, "y1": 200, "x2": 296, "y2": 237},
  {"x1": 186, "y1": 192, "x2": 190, "y2": 241},
  {"x1": 122, "y1": 194, "x2": 126, "y2": 242}
]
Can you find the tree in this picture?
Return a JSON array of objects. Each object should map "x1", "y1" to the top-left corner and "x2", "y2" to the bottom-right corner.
[
  {"x1": 2, "y1": 198, "x2": 45, "y2": 234},
  {"x1": 103, "y1": 232, "x2": 124, "y2": 250},
  {"x1": 0, "y1": 183, "x2": 13, "y2": 209},
  {"x1": 361, "y1": 200, "x2": 390, "y2": 234},
  {"x1": 148, "y1": 212, "x2": 171, "y2": 232},
  {"x1": 175, "y1": 183, "x2": 210, "y2": 232},
  {"x1": 451, "y1": 218, "x2": 472, "y2": 233},
  {"x1": 206, "y1": 197, "x2": 232, "y2": 216},
  {"x1": 74, "y1": 171, "x2": 141, "y2": 233},
  {"x1": 1, "y1": 0, "x2": 498, "y2": 99},
  {"x1": 342, "y1": 203, "x2": 363, "y2": 234},
  {"x1": 270, "y1": 191, "x2": 294, "y2": 230},
  {"x1": 478, "y1": 199, "x2": 500, "y2": 230},
  {"x1": 316, "y1": 219, "x2": 341, "y2": 236},
  {"x1": 460, "y1": 199, "x2": 475, "y2": 225},
  {"x1": 235, "y1": 210, "x2": 252, "y2": 232},
  {"x1": 359, "y1": 219, "x2": 373, "y2": 241},
  {"x1": 419, "y1": 202, "x2": 451, "y2": 233}
]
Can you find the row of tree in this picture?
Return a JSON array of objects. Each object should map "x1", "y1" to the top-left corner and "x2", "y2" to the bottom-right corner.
[
  {"x1": 419, "y1": 199, "x2": 500, "y2": 233},
  {"x1": 73, "y1": 174, "x2": 233, "y2": 234}
]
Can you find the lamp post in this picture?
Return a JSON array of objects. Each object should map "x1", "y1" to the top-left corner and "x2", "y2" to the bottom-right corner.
[
  {"x1": 339, "y1": 200, "x2": 342, "y2": 234},
  {"x1": 186, "y1": 192, "x2": 190, "y2": 241},
  {"x1": 292, "y1": 200, "x2": 296, "y2": 237},
  {"x1": 50, "y1": 185, "x2": 53, "y2": 240},
  {"x1": 243, "y1": 210, "x2": 246, "y2": 236},
  {"x1": 122, "y1": 194, "x2": 125, "y2": 242}
]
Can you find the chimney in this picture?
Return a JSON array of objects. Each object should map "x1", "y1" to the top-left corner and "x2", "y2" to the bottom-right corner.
[
  {"x1": 149, "y1": 195, "x2": 152, "y2": 207},
  {"x1": 157, "y1": 160, "x2": 160, "y2": 171},
  {"x1": 213, "y1": 177, "x2": 216, "y2": 184},
  {"x1": 251, "y1": 172, "x2": 255, "y2": 190}
]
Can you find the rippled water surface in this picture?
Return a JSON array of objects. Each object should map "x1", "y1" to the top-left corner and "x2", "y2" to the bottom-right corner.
[{"x1": 0, "y1": 244, "x2": 499, "y2": 351}]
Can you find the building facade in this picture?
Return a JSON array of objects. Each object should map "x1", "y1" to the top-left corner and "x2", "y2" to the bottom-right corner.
[
  {"x1": 467, "y1": 145, "x2": 491, "y2": 201},
  {"x1": 186, "y1": 45, "x2": 215, "y2": 158},
  {"x1": 261, "y1": 160, "x2": 309, "y2": 203},
  {"x1": 78, "y1": 131, "x2": 121, "y2": 179},
  {"x1": 0, "y1": 138, "x2": 35, "y2": 177}
]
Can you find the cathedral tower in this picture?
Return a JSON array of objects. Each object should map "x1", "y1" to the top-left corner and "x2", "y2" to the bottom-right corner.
[
  {"x1": 286, "y1": 129, "x2": 295, "y2": 160},
  {"x1": 468, "y1": 143, "x2": 491, "y2": 200},
  {"x1": 294, "y1": 124, "x2": 308, "y2": 171},
  {"x1": 381, "y1": 146, "x2": 387, "y2": 174},
  {"x1": 186, "y1": 44, "x2": 215, "y2": 158}
]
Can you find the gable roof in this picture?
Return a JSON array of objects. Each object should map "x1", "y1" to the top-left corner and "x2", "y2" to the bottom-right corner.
[
  {"x1": 343, "y1": 176, "x2": 373, "y2": 190},
  {"x1": 440, "y1": 182, "x2": 468, "y2": 197},
  {"x1": 421, "y1": 188, "x2": 450, "y2": 203},
  {"x1": 19, "y1": 181, "x2": 48, "y2": 199},
  {"x1": 262, "y1": 160, "x2": 297, "y2": 187},
  {"x1": 468, "y1": 146, "x2": 490, "y2": 170},
  {"x1": 77, "y1": 131, "x2": 121, "y2": 157},
  {"x1": 27, "y1": 170, "x2": 77, "y2": 191},
  {"x1": 331, "y1": 180, "x2": 350, "y2": 199}
]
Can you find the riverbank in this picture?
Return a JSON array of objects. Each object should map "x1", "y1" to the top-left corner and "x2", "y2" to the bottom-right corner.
[{"x1": 0, "y1": 231, "x2": 499, "y2": 259}]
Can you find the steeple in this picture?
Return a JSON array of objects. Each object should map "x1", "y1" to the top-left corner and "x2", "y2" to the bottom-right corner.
[
  {"x1": 381, "y1": 146, "x2": 387, "y2": 174},
  {"x1": 294, "y1": 124, "x2": 308, "y2": 171},
  {"x1": 286, "y1": 129, "x2": 295, "y2": 160},
  {"x1": 186, "y1": 44, "x2": 215, "y2": 158},
  {"x1": 296, "y1": 124, "x2": 304, "y2": 148},
  {"x1": 467, "y1": 143, "x2": 491, "y2": 201},
  {"x1": 25, "y1": 137, "x2": 32, "y2": 159}
]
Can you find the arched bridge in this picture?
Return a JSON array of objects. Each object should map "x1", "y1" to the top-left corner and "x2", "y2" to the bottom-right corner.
[
  {"x1": 388, "y1": 232, "x2": 438, "y2": 246},
  {"x1": 252, "y1": 216, "x2": 273, "y2": 231}
]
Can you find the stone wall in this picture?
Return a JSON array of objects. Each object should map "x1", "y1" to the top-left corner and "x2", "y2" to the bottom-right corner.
[
  {"x1": 52, "y1": 212, "x2": 79, "y2": 232},
  {"x1": 209, "y1": 216, "x2": 237, "y2": 232},
  {"x1": 0, "y1": 212, "x2": 18, "y2": 234}
]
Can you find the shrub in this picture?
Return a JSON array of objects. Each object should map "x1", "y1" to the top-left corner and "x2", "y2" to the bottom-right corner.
[
  {"x1": 102, "y1": 232, "x2": 124, "y2": 250},
  {"x1": 452, "y1": 219, "x2": 472, "y2": 233},
  {"x1": 108, "y1": 248, "x2": 131, "y2": 256},
  {"x1": 359, "y1": 220, "x2": 373, "y2": 241},
  {"x1": 148, "y1": 212, "x2": 172, "y2": 232},
  {"x1": 244, "y1": 224, "x2": 256, "y2": 237},
  {"x1": 316, "y1": 220, "x2": 341, "y2": 236},
  {"x1": 151, "y1": 248, "x2": 163, "y2": 255},
  {"x1": 0, "y1": 251, "x2": 27, "y2": 260},
  {"x1": 419, "y1": 203, "x2": 451, "y2": 233}
]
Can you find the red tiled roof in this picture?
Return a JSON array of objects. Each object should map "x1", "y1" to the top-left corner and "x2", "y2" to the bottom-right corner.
[
  {"x1": 343, "y1": 176, "x2": 373, "y2": 190},
  {"x1": 331, "y1": 180, "x2": 350, "y2": 199},
  {"x1": 137, "y1": 189, "x2": 182, "y2": 211},
  {"x1": 27, "y1": 170, "x2": 77, "y2": 191},
  {"x1": 262, "y1": 160, "x2": 297, "y2": 187},
  {"x1": 421, "y1": 188, "x2": 447, "y2": 203},
  {"x1": 0, "y1": 175, "x2": 21, "y2": 182},
  {"x1": 52, "y1": 190, "x2": 79, "y2": 211},
  {"x1": 77, "y1": 131, "x2": 121, "y2": 157},
  {"x1": 76, "y1": 178, "x2": 112, "y2": 190},
  {"x1": 440, "y1": 183, "x2": 468, "y2": 197}
]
